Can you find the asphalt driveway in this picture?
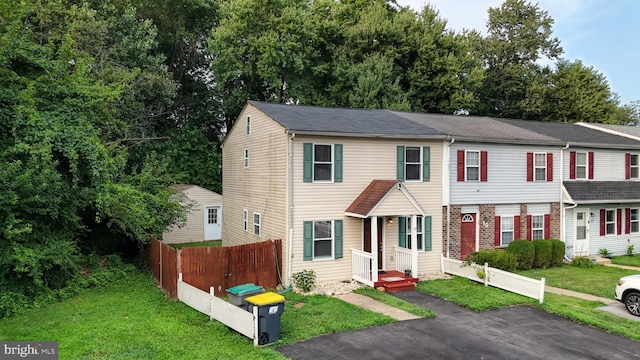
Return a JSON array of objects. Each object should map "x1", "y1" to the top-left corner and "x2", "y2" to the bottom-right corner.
[{"x1": 277, "y1": 290, "x2": 640, "y2": 360}]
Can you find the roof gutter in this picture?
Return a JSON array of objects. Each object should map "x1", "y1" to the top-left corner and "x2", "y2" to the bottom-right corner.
[{"x1": 285, "y1": 129, "x2": 449, "y2": 140}]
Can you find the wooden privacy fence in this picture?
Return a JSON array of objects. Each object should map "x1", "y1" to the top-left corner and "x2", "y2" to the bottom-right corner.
[
  {"x1": 149, "y1": 237, "x2": 178, "y2": 298},
  {"x1": 149, "y1": 236, "x2": 282, "y2": 298}
]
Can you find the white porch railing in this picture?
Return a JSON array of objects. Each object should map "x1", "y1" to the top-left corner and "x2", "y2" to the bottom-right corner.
[
  {"x1": 394, "y1": 246, "x2": 412, "y2": 273},
  {"x1": 441, "y1": 255, "x2": 546, "y2": 303},
  {"x1": 351, "y1": 249, "x2": 374, "y2": 286}
]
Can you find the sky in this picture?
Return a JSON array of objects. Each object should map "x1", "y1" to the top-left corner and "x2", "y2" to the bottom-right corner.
[{"x1": 394, "y1": 0, "x2": 640, "y2": 105}]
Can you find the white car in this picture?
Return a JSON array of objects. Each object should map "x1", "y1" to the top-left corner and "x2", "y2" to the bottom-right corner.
[{"x1": 615, "y1": 274, "x2": 640, "y2": 317}]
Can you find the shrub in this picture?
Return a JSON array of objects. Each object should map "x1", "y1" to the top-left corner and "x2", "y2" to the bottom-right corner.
[
  {"x1": 532, "y1": 240, "x2": 552, "y2": 269},
  {"x1": 506, "y1": 240, "x2": 535, "y2": 270},
  {"x1": 465, "y1": 249, "x2": 518, "y2": 272},
  {"x1": 548, "y1": 239, "x2": 565, "y2": 267},
  {"x1": 292, "y1": 269, "x2": 316, "y2": 292},
  {"x1": 599, "y1": 248, "x2": 612, "y2": 258},
  {"x1": 571, "y1": 256, "x2": 595, "y2": 268}
]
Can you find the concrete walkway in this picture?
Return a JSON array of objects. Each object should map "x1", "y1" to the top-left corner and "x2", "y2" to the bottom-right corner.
[
  {"x1": 544, "y1": 285, "x2": 617, "y2": 304},
  {"x1": 334, "y1": 293, "x2": 420, "y2": 321},
  {"x1": 604, "y1": 262, "x2": 640, "y2": 271}
]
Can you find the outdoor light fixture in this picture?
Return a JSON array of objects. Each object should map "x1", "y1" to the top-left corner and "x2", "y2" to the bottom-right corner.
[{"x1": 387, "y1": 217, "x2": 394, "y2": 224}]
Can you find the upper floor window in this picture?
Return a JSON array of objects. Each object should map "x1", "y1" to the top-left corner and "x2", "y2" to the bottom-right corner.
[
  {"x1": 303, "y1": 143, "x2": 342, "y2": 183},
  {"x1": 253, "y1": 212, "x2": 261, "y2": 236},
  {"x1": 244, "y1": 149, "x2": 249, "y2": 168},
  {"x1": 631, "y1": 209, "x2": 639, "y2": 233},
  {"x1": 527, "y1": 152, "x2": 553, "y2": 182},
  {"x1": 397, "y1": 146, "x2": 430, "y2": 182},
  {"x1": 243, "y1": 209, "x2": 248, "y2": 231},
  {"x1": 534, "y1": 153, "x2": 546, "y2": 181},
  {"x1": 246, "y1": 116, "x2": 251, "y2": 135},
  {"x1": 626, "y1": 153, "x2": 639, "y2": 179},
  {"x1": 570, "y1": 151, "x2": 593, "y2": 180},
  {"x1": 457, "y1": 150, "x2": 487, "y2": 182}
]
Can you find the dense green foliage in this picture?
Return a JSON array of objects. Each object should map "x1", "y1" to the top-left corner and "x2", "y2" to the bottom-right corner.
[
  {"x1": 464, "y1": 249, "x2": 519, "y2": 272},
  {"x1": 570, "y1": 257, "x2": 596, "y2": 268},
  {"x1": 507, "y1": 240, "x2": 535, "y2": 270},
  {"x1": 548, "y1": 239, "x2": 565, "y2": 267},
  {"x1": 532, "y1": 240, "x2": 553, "y2": 269}
]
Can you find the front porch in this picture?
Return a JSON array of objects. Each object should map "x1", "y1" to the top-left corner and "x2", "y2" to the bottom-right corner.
[{"x1": 351, "y1": 246, "x2": 420, "y2": 292}]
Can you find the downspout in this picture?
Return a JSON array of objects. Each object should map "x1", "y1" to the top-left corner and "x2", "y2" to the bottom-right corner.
[
  {"x1": 447, "y1": 137, "x2": 455, "y2": 259},
  {"x1": 560, "y1": 142, "x2": 572, "y2": 261},
  {"x1": 287, "y1": 133, "x2": 295, "y2": 286}
]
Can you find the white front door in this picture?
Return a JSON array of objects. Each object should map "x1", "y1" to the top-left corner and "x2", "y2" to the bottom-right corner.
[
  {"x1": 204, "y1": 206, "x2": 221, "y2": 240},
  {"x1": 574, "y1": 211, "x2": 589, "y2": 256}
]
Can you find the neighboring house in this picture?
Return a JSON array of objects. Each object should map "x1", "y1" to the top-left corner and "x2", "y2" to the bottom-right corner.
[
  {"x1": 498, "y1": 120, "x2": 640, "y2": 258},
  {"x1": 222, "y1": 101, "x2": 447, "y2": 286},
  {"x1": 162, "y1": 185, "x2": 223, "y2": 244}
]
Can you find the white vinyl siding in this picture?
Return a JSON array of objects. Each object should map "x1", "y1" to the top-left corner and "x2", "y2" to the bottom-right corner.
[
  {"x1": 534, "y1": 153, "x2": 546, "y2": 181},
  {"x1": 564, "y1": 148, "x2": 632, "y2": 181}
]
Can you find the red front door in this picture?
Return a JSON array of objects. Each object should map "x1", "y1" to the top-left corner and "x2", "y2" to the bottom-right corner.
[
  {"x1": 461, "y1": 213, "x2": 476, "y2": 260},
  {"x1": 363, "y1": 218, "x2": 383, "y2": 270}
]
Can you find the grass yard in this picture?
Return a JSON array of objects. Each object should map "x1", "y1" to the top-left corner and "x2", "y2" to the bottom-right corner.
[
  {"x1": 516, "y1": 264, "x2": 638, "y2": 299},
  {"x1": 416, "y1": 276, "x2": 640, "y2": 342},
  {"x1": 0, "y1": 273, "x2": 394, "y2": 359},
  {"x1": 353, "y1": 288, "x2": 436, "y2": 318},
  {"x1": 169, "y1": 240, "x2": 222, "y2": 249},
  {"x1": 611, "y1": 255, "x2": 640, "y2": 267}
]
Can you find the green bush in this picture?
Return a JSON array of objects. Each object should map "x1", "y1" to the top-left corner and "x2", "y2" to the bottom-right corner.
[
  {"x1": 292, "y1": 269, "x2": 316, "y2": 292},
  {"x1": 570, "y1": 256, "x2": 595, "y2": 268},
  {"x1": 532, "y1": 240, "x2": 553, "y2": 269},
  {"x1": 465, "y1": 249, "x2": 518, "y2": 272},
  {"x1": 548, "y1": 239, "x2": 565, "y2": 267},
  {"x1": 506, "y1": 240, "x2": 535, "y2": 270}
]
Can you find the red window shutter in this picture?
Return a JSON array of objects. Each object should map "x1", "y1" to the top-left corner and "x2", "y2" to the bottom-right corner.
[
  {"x1": 626, "y1": 154, "x2": 631, "y2": 179},
  {"x1": 588, "y1": 152, "x2": 594, "y2": 179},
  {"x1": 600, "y1": 209, "x2": 605, "y2": 236},
  {"x1": 480, "y1": 151, "x2": 488, "y2": 182},
  {"x1": 544, "y1": 214, "x2": 550, "y2": 239},
  {"x1": 494, "y1": 216, "x2": 501, "y2": 246},
  {"x1": 457, "y1": 150, "x2": 465, "y2": 181},
  {"x1": 546, "y1": 153, "x2": 553, "y2": 182},
  {"x1": 526, "y1": 215, "x2": 532, "y2": 241},
  {"x1": 626, "y1": 208, "x2": 631, "y2": 234},
  {"x1": 526, "y1": 152, "x2": 533, "y2": 182},
  {"x1": 617, "y1": 209, "x2": 622, "y2": 235},
  {"x1": 514, "y1": 215, "x2": 521, "y2": 240},
  {"x1": 569, "y1": 152, "x2": 576, "y2": 179}
]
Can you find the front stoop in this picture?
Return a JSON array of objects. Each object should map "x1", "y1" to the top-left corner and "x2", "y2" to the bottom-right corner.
[
  {"x1": 591, "y1": 256, "x2": 612, "y2": 264},
  {"x1": 383, "y1": 281, "x2": 417, "y2": 292}
]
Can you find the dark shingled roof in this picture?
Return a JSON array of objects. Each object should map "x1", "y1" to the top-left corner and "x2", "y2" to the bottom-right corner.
[
  {"x1": 496, "y1": 118, "x2": 640, "y2": 147},
  {"x1": 580, "y1": 123, "x2": 640, "y2": 139},
  {"x1": 391, "y1": 112, "x2": 561, "y2": 144},
  {"x1": 564, "y1": 181, "x2": 640, "y2": 202},
  {"x1": 345, "y1": 180, "x2": 399, "y2": 216},
  {"x1": 248, "y1": 101, "x2": 446, "y2": 138}
]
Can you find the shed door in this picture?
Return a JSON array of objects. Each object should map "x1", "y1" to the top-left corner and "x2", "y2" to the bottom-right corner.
[
  {"x1": 205, "y1": 206, "x2": 221, "y2": 240},
  {"x1": 461, "y1": 213, "x2": 476, "y2": 260}
]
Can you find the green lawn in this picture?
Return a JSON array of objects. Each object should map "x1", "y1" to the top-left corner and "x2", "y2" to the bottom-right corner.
[
  {"x1": 416, "y1": 276, "x2": 640, "y2": 342},
  {"x1": 611, "y1": 255, "x2": 640, "y2": 267},
  {"x1": 169, "y1": 240, "x2": 222, "y2": 249},
  {"x1": 0, "y1": 273, "x2": 394, "y2": 359},
  {"x1": 353, "y1": 288, "x2": 436, "y2": 318},
  {"x1": 516, "y1": 264, "x2": 638, "y2": 298}
]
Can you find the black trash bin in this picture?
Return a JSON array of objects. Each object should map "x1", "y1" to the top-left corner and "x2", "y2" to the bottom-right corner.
[
  {"x1": 245, "y1": 292, "x2": 286, "y2": 345},
  {"x1": 227, "y1": 283, "x2": 265, "y2": 310}
]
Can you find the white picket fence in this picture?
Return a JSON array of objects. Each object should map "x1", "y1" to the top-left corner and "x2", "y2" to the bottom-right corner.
[
  {"x1": 441, "y1": 255, "x2": 546, "y2": 303},
  {"x1": 351, "y1": 249, "x2": 375, "y2": 286},
  {"x1": 177, "y1": 274, "x2": 260, "y2": 345},
  {"x1": 394, "y1": 246, "x2": 412, "y2": 273}
]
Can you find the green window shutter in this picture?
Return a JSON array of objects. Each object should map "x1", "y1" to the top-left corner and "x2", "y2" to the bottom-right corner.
[
  {"x1": 397, "y1": 146, "x2": 405, "y2": 181},
  {"x1": 303, "y1": 143, "x2": 312, "y2": 182},
  {"x1": 423, "y1": 146, "x2": 430, "y2": 182},
  {"x1": 303, "y1": 221, "x2": 313, "y2": 261},
  {"x1": 334, "y1": 144, "x2": 343, "y2": 182},
  {"x1": 424, "y1": 216, "x2": 432, "y2": 251},
  {"x1": 334, "y1": 220, "x2": 343, "y2": 258},
  {"x1": 398, "y1": 216, "x2": 407, "y2": 248}
]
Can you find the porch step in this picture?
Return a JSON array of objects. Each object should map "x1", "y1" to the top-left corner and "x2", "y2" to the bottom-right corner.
[{"x1": 383, "y1": 281, "x2": 417, "y2": 292}]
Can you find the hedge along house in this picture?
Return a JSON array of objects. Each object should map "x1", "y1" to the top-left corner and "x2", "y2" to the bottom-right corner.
[
  {"x1": 162, "y1": 185, "x2": 223, "y2": 244},
  {"x1": 222, "y1": 101, "x2": 447, "y2": 289}
]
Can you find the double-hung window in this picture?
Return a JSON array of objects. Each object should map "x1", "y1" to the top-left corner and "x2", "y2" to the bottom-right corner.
[
  {"x1": 534, "y1": 153, "x2": 546, "y2": 181},
  {"x1": 576, "y1": 152, "x2": 587, "y2": 179},
  {"x1": 244, "y1": 149, "x2": 249, "y2": 168},
  {"x1": 605, "y1": 210, "x2": 616, "y2": 235},
  {"x1": 313, "y1": 144, "x2": 333, "y2": 182},
  {"x1": 501, "y1": 216, "x2": 514, "y2": 245},
  {"x1": 313, "y1": 220, "x2": 333, "y2": 260},
  {"x1": 466, "y1": 151, "x2": 480, "y2": 181},
  {"x1": 304, "y1": 143, "x2": 342, "y2": 183},
  {"x1": 531, "y1": 215, "x2": 544, "y2": 240},
  {"x1": 631, "y1": 155, "x2": 639, "y2": 178},
  {"x1": 303, "y1": 220, "x2": 343, "y2": 261},
  {"x1": 405, "y1": 147, "x2": 421, "y2": 181},
  {"x1": 406, "y1": 216, "x2": 423, "y2": 250},
  {"x1": 631, "y1": 209, "x2": 639, "y2": 233},
  {"x1": 243, "y1": 210, "x2": 248, "y2": 231},
  {"x1": 253, "y1": 212, "x2": 261, "y2": 236}
]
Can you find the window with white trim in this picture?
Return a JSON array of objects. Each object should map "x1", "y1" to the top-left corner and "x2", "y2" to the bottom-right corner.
[
  {"x1": 631, "y1": 155, "x2": 639, "y2": 179},
  {"x1": 466, "y1": 150, "x2": 480, "y2": 181},
  {"x1": 313, "y1": 220, "x2": 333, "y2": 259},
  {"x1": 605, "y1": 209, "x2": 616, "y2": 235},
  {"x1": 207, "y1": 207, "x2": 218, "y2": 224},
  {"x1": 576, "y1": 152, "x2": 587, "y2": 179},
  {"x1": 246, "y1": 116, "x2": 251, "y2": 135},
  {"x1": 501, "y1": 216, "x2": 514, "y2": 245},
  {"x1": 534, "y1": 153, "x2": 546, "y2": 181},
  {"x1": 405, "y1": 147, "x2": 421, "y2": 181},
  {"x1": 243, "y1": 210, "x2": 248, "y2": 231},
  {"x1": 313, "y1": 144, "x2": 333, "y2": 182},
  {"x1": 405, "y1": 216, "x2": 424, "y2": 250},
  {"x1": 531, "y1": 215, "x2": 544, "y2": 240},
  {"x1": 631, "y1": 209, "x2": 639, "y2": 233},
  {"x1": 253, "y1": 212, "x2": 261, "y2": 236},
  {"x1": 244, "y1": 149, "x2": 249, "y2": 168}
]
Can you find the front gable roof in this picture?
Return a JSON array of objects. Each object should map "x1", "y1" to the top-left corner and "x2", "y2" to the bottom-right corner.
[{"x1": 345, "y1": 180, "x2": 426, "y2": 218}]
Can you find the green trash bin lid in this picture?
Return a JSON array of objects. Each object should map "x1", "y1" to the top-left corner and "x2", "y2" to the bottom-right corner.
[{"x1": 227, "y1": 283, "x2": 264, "y2": 295}]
